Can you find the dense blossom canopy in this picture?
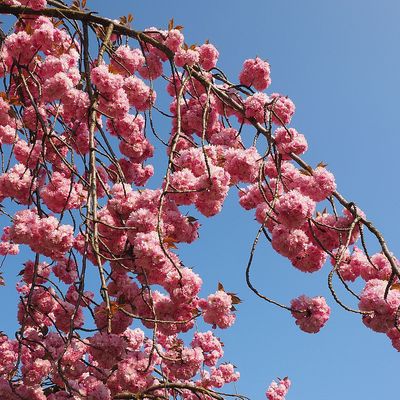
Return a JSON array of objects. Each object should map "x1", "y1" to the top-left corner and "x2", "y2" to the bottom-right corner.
[{"x1": 0, "y1": 1, "x2": 398, "y2": 400}]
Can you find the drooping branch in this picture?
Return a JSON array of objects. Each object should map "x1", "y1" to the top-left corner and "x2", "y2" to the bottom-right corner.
[{"x1": 0, "y1": 3, "x2": 398, "y2": 400}]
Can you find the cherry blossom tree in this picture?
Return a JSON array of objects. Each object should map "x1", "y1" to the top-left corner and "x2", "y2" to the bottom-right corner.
[{"x1": 0, "y1": 1, "x2": 398, "y2": 399}]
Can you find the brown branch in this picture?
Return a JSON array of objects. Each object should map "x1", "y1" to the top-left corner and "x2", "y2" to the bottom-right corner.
[{"x1": 83, "y1": 20, "x2": 114, "y2": 333}]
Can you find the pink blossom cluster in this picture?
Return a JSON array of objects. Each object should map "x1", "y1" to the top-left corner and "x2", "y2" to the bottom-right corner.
[
  {"x1": 290, "y1": 295, "x2": 331, "y2": 333},
  {"x1": 239, "y1": 57, "x2": 271, "y2": 91},
  {"x1": 12, "y1": 0, "x2": 47, "y2": 10},
  {"x1": 274, "y1": 127, "x2": 308, "y2": 159},
  {"x1": 173, "y1": 43, "x2": 219, "y2": 70},
  {"x1": 359, "y1": 279, "x2": 400, "y2": 333},
  {"x1": 265, "y1": 377, "x2": 291, "y2": 400},
  {"x1": 198, "y1": 290, "x2": 236, "y2": 329},
  {"x1": 0, "y1": 163, "x2": 37, "y2": 204},
  {"x1": 0, "y1": 334, "x2": 18, "y2": 377},
  {"x1": 0, "y1": 7, "x2": 398, "y2": 399},
  {"x1": 52, "y1": 257, "x2": 78, "y2": 284},
  {"x1": 10, "y1": 209, "x2": 74, "y2": 260},
  {"x1": 41, "y1": 172, "x2": 86, "y2": 213},
  {"x1": 269, "y1": 93, "x2": 296, "y2": 126},
  {"x1": 0, "y1": 13, "x2": 252, "y2": 399},
  {"x1": 166, "y1": 133, "x2": 261, "y2": 216},
  {"x1": 331, "y1": 246, "x2": 394, "y2": 282},
  {"x1": 266, "y1": 377, "x2": 291, "y2": 400},
  {"x1": 0, "y1": 97, "x2": 18, "y2": 145},
  {"x1": 239, "y1": 162, "x2": 341, "y2": 276},
  {"x1": 22, "y1": 259, "x2": 50, "y2": 285},
  {"x1": 198, "y1": 363, "x2": 240, "y2": 391},
  {"x1": 191, "y1": 331, "x2": 224, "y2": 366},
  {"x1": 0, "y1": 226, "x2": 19, "y2": 256}
]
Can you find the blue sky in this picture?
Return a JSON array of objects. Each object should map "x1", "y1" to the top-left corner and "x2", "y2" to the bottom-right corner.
[{"x1": 2, "y1": 1, "x2": 400, "y2": 399}]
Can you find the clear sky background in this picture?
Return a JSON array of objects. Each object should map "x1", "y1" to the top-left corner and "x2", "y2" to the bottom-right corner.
[{"x1": 2, "y1": 1, "x2": 400, "y2": 399}]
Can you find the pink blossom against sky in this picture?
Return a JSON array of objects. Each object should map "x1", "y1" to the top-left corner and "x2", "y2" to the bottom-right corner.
[{"x1": 0, "y1": 1, "x2": 399, "y2": 399}]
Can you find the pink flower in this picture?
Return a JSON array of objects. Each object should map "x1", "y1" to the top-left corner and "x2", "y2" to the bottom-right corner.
[
  {"x1": 87, "y1": 332, "x2": 127, "y2": 369},
  {"x1": 360, "y1": 252, "x2": 393, "y2": 281},
  {"x1": 291, "y1": 244, "x2": 327, "y2": 273},
  {"x1": 269, "y1": 93, "x2": 295, "y2": 126},
  {"x1": 22, "y1": 260, "x2": 50, "y2": 285},
  {"x1": 164, "y1": 267, "x2": 202, "y2": 302},
  {"x1": 111, "y1": 45, "x2": 145, "y2": 75},
  {"x1": 42, "y1": 72, "x2": 73, "y2": 102},
  {"x1": 19, "y1": 0, "x2": 47, "y2": 10},
  {"x1": 164, "y1": 29, "x2": 184, "y2": 52},
  {"x1": 198, "y1": 290, "x2": 236, "y2": 329},
  {"x1": 10, "y1": 209, "x2": 74, "y2": 259},
  {"x1": 174, "y1": 48, "x2": 200, "y2": 67},
  {"x1": 52, "y1": 257, "x2": 78, "y2": 284},
  {"x1": 224, "y1": 147, "x2": 260, "y2": 184},
  {"x1": 107, "y1": 351, "x2": 156, "y2": 394},
  {"x1": 167, "y1": 168, "x2": 200, "y2": 205},
  {"x1": 94, "y1": 302, "x2": 133, "y2": 334},
  {"x1": 0, "y1": 125, "x2": 17, "y2": 144},
  {"x1": 41, "y1": 172, "x2": 86, "y2": 213},
  {"x1": 124, "y1": 76, "x2": 156, "y2": 111},
  {"x1": 200, "y1": 363, "x2": 240, "y2": 389},
  {"x1": 331, "y1": 246, "x2": 367, "y2": 282},
  {"x1": 198, "y1": 43, "x2": 219, "y2": 70},
  {"x1": 271, "y1": 224, "x2": 309, "y2": 259},
  {"x1": 266, "y1": 377, "x2": 291, "y2": 400},
  {"x1": 275, "y1": 190, "x2": 315, "y2": 229},
  {"x1": 209, "y1": 127, "x2": 243, "y2": 148},
  {"x1": 387, "y1": 327, "x2": 400, "y2": 351},
  {"x1": 0, "y1": 335, "x2": 18, "y2": 376},
  {"x1": 300, "y1": 167, "x2": 336, "y2": 202},
  {"x1": 191, "y1": 331, "x2": 224, "y2": 366},
  {"x1": 80, "y1": 376, "x2": 112, "y2": 400},
  {"x1": 3, "y1": 31, "x2": 36, "y2": 67},
  {"x1": 195, "y1": 165, "x2": 230, "y2": 217},
  {"x1": 22, "y1": 358, "x2": 51, "y2": 386},
  {"x1": 239, "y1": 57, "x2": 271, "y2": 91},
  {"x1": 291, "y1": 295, "x2": 330, "y2": 333},
  {"x1": 164, "y1": 346, "x2": 204, "y2": 380},
  {"x1": 54, "y1": 300, "x2": 84, "y2": 333},
  {"x1": 359, "y1": 279, "x2": 400, "y2": 333},
  {"x1": 110, "y1": 159, "x2": 154, "y2": 186},
  {"x1": 62, "y1": 88, "x2": 90, "y2": 123},
  {"x1": 307, "y1": 212, "x2": 341, "y2": 252},
  {"x1": 91, "y1": 64, "x2": 124, "y2": 95},
  {"x1": 138, "y1": 53, "x2": 163, "y2": 80},
  {"x1": 98, "y1": 88, "x2": 130, "y2": 118},
  {"x1": 17, "y1": 287, "x2": 56, "y2": 328},
  {"x1": 239, "y1": 183, "x2": 267, "y2": 210},
  {"x1": 0, "y1": 164, "x2": 37, "y2": 204},
  {"x1": 14, "y1": 139, "x2": 42, "y2": 168},
  {"x1": 244, "y1": 92, "x2": 269, "y2": 123},
  {"x1": 275, "y1": 127, "x2": 308, "y2": 159}
]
